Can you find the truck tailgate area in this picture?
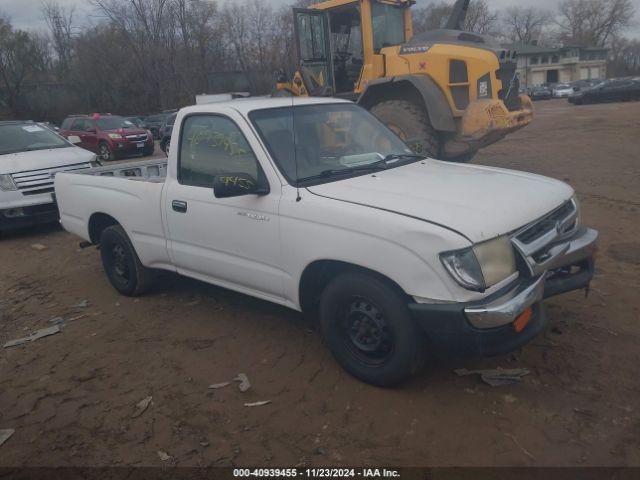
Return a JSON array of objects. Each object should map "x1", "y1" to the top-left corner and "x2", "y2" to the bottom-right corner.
[{"x1": 54, "y1": 158, "x2": 173, "y2": 270}]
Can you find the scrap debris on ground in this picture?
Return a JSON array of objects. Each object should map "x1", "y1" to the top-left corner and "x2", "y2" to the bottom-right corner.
[
  {"x1": 454, "y1": 368, "x2": 531, "y2": 387},
  {"x1": 3, "y1": 325, "x2": 61, "y2": 349},
  {"x1": 0, "y1": 429, "x2": 14, "y2": 448},
  {"x1": 131, "y1": 396, "x2": 153, "y2": 418}
]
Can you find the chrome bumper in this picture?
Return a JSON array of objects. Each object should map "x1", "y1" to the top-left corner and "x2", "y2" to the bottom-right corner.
[
  {"x1": 465, "y1": 275, "x2": 545, "y2": 329},
  {"x1": 465, "y1": 226, "x2": 598, "y2": 329}
]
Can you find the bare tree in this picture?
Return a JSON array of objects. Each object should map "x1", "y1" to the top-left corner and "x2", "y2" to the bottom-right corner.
[
  {"x1": 463, "y1": 0, "x2": 500, "y2": 35},
  {"x1": 556, "y1": 0, "x2": 635, "y2": 47},
  {"x1": 502, "y1": 7, "x2": 551, "y2": 45},
  {"x1": 608, "y1": 35, "x2": 640, "y2": 75},
  {"x1": 42, "y1": 0, "x2": 76, "y2": 73},
  {"x1": 0, "y1": 19, "x2": 50, "y2": 116},
  {"x1": 413, "y1": 0, "x2": 500, "y2": 35}
]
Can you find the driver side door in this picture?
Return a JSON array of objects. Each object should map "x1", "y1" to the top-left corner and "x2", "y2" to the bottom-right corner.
[
  {"x1": 294, "y1": 9, "x2": 334, "y2": 96},
  {"x1": 164, "y1": 112, "x2": 285, "y2": 303}
]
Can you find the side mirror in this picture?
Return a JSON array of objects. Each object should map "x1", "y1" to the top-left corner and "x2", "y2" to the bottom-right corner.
[{"x1": 212, "y1": 173, "x2": 269, "y2": 199}]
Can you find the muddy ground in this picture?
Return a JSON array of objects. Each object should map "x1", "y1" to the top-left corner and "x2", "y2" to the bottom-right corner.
[{"x1": 1, "y1": 99, "x2": 639, "y2": 467}]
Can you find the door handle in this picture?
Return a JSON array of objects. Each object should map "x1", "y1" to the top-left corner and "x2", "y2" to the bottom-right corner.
[{"x1": 172, "y1": 200, "x2": 188, "y2": 213}]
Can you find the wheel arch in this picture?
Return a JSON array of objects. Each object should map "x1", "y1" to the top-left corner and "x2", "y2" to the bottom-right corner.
[
  {"x1": 88, "y1": 212, "x2": 120, "y2": 244},
  {"x1": 298, "y1": 259, "x2": 412, "y2": 317},
  {"x1": 358, "y1": 75, "x2": 457, "y2": 133}
]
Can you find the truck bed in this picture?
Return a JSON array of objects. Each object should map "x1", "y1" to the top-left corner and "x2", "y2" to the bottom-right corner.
[{"x1": 54, "y1": 157, "x2": 173, "y2": 270}]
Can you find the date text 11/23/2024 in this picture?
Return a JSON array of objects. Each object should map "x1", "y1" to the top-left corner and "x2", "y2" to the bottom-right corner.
[{"x1": 233, "y1": 468, "x2": 401, "y2": 478}]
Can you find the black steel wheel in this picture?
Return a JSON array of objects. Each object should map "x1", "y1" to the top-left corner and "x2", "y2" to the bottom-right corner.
[
  {"x1": 100, "y1": 225, "x2": 156, "y2": 296},
  {"x1": 319, "y1": 272, "x2": 425, "y2": 387}
]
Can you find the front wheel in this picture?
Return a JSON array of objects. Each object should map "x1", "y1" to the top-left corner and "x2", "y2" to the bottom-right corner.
[
  {"x1": 100, "y1": 225, "x2": 156, "y2": 296},
  {"x1": 370, "y1": 100, "x2": 440, "y2": 158},
  {"x1": 98, "y1": 142, "x2": 115, "y2": 162},
  {"x1": 319, "y1": 272, "x2": 425, "y2": 387}
]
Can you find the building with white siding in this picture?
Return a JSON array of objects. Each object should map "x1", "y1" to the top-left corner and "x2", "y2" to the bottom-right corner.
[{"x1": 508, "y1": 44, "x2": 608, "y2": 87}]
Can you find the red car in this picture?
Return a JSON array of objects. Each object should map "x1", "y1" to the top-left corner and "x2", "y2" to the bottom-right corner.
[{"x1": 60, "y1": 114, "x2": 154, "y2": 161}]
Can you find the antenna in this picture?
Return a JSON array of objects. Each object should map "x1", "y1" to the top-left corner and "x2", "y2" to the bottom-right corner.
[{"x1": 291, "y1": 95, "x2": 302, "y2": 202}]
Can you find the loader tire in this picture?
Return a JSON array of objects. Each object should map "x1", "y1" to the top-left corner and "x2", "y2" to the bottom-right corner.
[
  {"x1": 100, "y1": 225, "x2": 156, "y2": 296},
  {"x1": 370, "y1": 100, "x2": 440, "y2": 158}
]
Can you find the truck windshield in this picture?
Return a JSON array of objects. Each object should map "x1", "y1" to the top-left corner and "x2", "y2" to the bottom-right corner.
[
  {"x1": 249, "y1": 103, "x2": 418, "y2": 186},
  {"x1": 0, "y1": 123, "x2": 70, "y2": 155},
  {"x1": 371, "y1": 1, "x2": 406, "y2": 52}
]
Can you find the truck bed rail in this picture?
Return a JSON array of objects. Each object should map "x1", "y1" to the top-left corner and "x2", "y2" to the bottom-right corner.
[{"x1": 81, "y1": 159, "x2": 167, "y2": 181}]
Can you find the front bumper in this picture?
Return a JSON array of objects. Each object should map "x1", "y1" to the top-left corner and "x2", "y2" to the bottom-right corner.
[
  {"x1": 0, "y1": 202, "x2": 59, "y2": 231},
  {"x1": 409, "y1": 225, "x2": 597, "y2": 357},
  {"x1": 442, "y1": 95, "x2": 534, "y2": 158}
]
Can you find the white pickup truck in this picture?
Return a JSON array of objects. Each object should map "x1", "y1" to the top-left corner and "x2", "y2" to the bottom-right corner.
[{"x1": 55, "y1": 97, "x2": 598, "y2": 386}]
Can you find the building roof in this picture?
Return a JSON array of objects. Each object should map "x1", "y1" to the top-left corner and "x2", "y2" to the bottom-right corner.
[{"x1": 506, "y1": 43, "x2": 609, "y2": 56}]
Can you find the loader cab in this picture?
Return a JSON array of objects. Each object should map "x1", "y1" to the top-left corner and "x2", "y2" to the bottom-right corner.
[{"x1": 294, "y1": 0, "x2": 412, "y2": 96}]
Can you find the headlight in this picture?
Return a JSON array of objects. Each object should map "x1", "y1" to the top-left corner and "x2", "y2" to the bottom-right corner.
[
  {"x1": 0, "y1": 174, "x2": 17, "y2": 191},
  {"x1": 571, "y1": 195, "x2": 581, "y2": 229},
  {"x1": 108, "y1": 133, "x2": 122, "y2": 139},
  {"x1": 440, "y1": 236, "x2": 516, "y2": 292}
]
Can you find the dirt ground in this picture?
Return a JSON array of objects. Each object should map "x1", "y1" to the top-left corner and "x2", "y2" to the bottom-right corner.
[{"x1": 1, "y1": 99, "x2": 639, "y2": 468}]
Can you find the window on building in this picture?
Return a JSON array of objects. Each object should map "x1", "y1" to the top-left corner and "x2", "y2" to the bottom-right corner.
[
  {"x1": 530, "y1": 57, "x2": 539, "y2": 65},
  {"x1": 541, "y1": 56, "x2": 549, "y2": 64},
  {"x1": 552, "y1": 55, "x2": 559, "y2": 63}
]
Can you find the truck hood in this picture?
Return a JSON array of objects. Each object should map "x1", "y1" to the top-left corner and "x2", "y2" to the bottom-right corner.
[
  {"x1": 0, "y1": 146, "x2": 95, "y2": 175},
  {"x1": 306, "y1": 160, "x2": 573, "y2": 244}
]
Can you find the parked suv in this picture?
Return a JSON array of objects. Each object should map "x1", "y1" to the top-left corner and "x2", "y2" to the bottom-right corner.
[
  {"x1": 60, "y1": 114, "x2": 154, "y2": 162},
  {"x1": 1, "y1": 120, "x2": 97, "y2": 232}
]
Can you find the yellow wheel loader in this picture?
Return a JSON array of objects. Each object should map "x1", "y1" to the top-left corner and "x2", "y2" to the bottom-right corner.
[{"x1": 276, "y1": 0, "x2": 533, "y2": 162}]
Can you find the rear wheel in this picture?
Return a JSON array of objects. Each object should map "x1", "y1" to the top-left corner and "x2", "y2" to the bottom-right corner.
[
  {"x1": 319, "y1": 272, "x2": 425, "y2": 387},
  {"x1": 370, "y1": 100, "x2": 440, "y2": 158},
  {"x1": 100, "y1": 225, "x2": 156, "y2": 296}
]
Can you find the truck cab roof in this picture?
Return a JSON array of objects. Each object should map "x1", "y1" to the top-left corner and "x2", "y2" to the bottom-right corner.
[{"x1": 179, "y1": 96, "x2": 352, "y2": 117}]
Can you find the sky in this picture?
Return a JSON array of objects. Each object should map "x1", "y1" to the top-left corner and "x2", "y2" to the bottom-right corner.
[{"x1": 1, "y1": 0, "x2": 639, "y2": 38}]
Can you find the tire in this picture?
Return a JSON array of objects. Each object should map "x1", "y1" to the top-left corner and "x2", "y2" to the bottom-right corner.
[
  {"x1": 370, "y1": 100, "x2": 439, "y2": 158},
  {"x1": 98, "y1": 142, "x2": 115, "y2": 162},
  {"x1": 318, "y1": 272, "x2": 425, "y2": 387},
  {"x1": 99, "y1": 225, "x2": 156, "y2": 296},
  {"x1": 164, "y1": 139, "x2": 171, "y2": 157}
]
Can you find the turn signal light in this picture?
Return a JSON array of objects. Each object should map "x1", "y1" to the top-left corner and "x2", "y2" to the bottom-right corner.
[{"x1": 513, "y1": 307, "x2": 533, "y2": 333}]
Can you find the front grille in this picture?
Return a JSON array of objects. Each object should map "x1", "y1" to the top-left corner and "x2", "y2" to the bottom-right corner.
[
  {"x1": 11, "y1": 162, "x2": 92, "y2": 195},
  {"x1": 516, "y1": 201, "x2": 577, "y2": 246},
  {"x1": 125, "y1": 134, "x2": 148, "y2": 142},
  {"x1": 511, "y1": 199, "x2": 579, "y2": 277},
  {"x1": 496, "y1": 60, "x2": 521, "y2": 111}
]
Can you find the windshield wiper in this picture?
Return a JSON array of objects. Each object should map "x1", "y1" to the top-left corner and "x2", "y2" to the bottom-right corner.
[
  {"x1": 299, "y1": 161, "x2": 389, "y2": 183},
  {"x1": 382, "y1": 153, "x2": 428, "y2": 163}
]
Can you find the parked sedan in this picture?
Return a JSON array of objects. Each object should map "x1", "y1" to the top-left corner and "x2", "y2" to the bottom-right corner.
[
  {"x1": 552, "y1": 83, "x2": 574, "y2": 98},
  {"x1": 528, "y1": 86, "x2": 552, "y2": 101},
  {"x1": 569, "y1": 79, "x2": 640, "y2": 105}
]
